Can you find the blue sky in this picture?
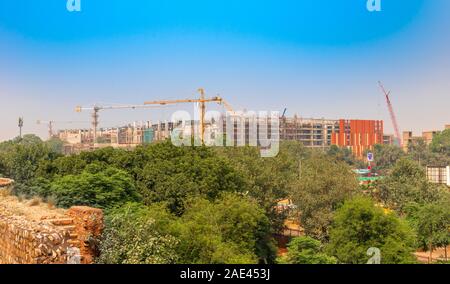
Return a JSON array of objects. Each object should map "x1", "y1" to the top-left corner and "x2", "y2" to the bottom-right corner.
[{"x1": 1, "y1": 0, "x2": 449, "y2": 141}]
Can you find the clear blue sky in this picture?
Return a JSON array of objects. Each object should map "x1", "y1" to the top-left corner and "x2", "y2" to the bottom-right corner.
[{"x1": 1, "y1": 0, "x2": 449, "y2": 141}]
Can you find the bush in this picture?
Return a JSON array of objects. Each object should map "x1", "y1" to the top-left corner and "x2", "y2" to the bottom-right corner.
[
  {"x1": 327, "y1": 197, "x2": 417, "y2": 264},
  {"x1": 378, "y1": 159, "x2": 445, "y2": 213},
  {"x1": 278, "y1": 236, "x2": 337, "y2": 264},
  {"x1": 174, "y1": 193, "x2": 276, "y2": 264},
  {"x1": 97, "y1": 203, "x2": 179, "y2": 264},
  {"x1": 290, "y1": 154, "x2": 359, "y2": 241},
  {"x1": 45, "y1": 167, "x2": 141, "y2": 209}
]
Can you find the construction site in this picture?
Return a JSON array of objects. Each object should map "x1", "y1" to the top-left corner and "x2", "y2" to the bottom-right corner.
[
  {"x1": 31, "y1": 82, "x2": 411, "y2": 158},
  {"x1": 27, "y1": 82, "x2": 447, "y2": 160}
]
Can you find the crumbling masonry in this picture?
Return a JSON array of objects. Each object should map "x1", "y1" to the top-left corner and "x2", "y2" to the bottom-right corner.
[{"x1": 0, "y1": 178, "x2": 103, "y2": 264}]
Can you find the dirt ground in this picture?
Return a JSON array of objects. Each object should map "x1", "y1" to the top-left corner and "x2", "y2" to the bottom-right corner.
[
  {"x1": 415, "y1": 247, "x2": 449, "y2": 263},
  {"x1": 0, "y1": 192, "x2": 66, "y2": 222}
]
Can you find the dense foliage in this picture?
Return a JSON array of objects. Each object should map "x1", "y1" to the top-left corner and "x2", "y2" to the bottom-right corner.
[
  {"x1": 97, "y1": 204, "x2": 180, "y2": 264},
  {"x1": 289, "y1": 154, "x2": 359, "y2": 241},
  {"x1": 278, "y1": 237, "x2": 337, "y2": 264},
  {"x1": 98, "y1": 193, "x2": 275, "y2": 264},
  {"x1": 1, "y1": 130, "x2": 449, "y2": 264},
  {"x1": 377, "y1": 158, "x2": 449, "y2": 215},
  {"x1": 327, "y1": 197, "x2": 417, "y2": 264}
]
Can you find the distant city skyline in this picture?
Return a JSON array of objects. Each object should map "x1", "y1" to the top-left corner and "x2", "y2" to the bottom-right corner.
[{"x1": 1, "y1": 0, "x2": 449, "y2": 141}]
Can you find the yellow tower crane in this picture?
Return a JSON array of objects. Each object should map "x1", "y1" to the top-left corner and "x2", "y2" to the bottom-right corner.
[{"x1": 144, "y1": 88, "x2": 234, "y2": 144}]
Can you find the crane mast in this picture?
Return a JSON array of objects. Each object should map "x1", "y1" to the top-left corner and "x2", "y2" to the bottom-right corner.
[
  {"x1": 75, "y1": 104, "x2": 160, "y2": 146},
  {"x1": 144, "y1": 89, "x2": 234, "y2": 144},
  {"x1": 378, "y1": 81, "x2": 402, "y2": 147},
  {"x1": 37, "y1": 120, "x2": 88, "y2": 139},
  {"x1": 76, "y1": 89, "x2": 234, "y2": 146}
]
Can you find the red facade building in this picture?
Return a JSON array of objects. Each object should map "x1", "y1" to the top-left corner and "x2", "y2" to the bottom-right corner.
[{"x1": 331, "y1": 119, "x2": 384, "y2": 158}]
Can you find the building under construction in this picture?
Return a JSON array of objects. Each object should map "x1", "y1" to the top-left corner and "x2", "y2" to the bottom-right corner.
[
  {"x1": 280, "y1": 117, "x2": 384, "y2": 157},
  {"x1": 279, "y1": 116, "x2": 338, "y2": 148},
  {"x1": 57, "y1": 115, "x2": 383, "y2": 158},
  {"x1": 402, "y1": 124, "x2": 449, "y2": 152}
]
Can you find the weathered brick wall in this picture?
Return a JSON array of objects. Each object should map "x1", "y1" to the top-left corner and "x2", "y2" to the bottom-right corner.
[
  {"x1": 0, "y1": 178, "x2": 14, "y2": 189},
  {"x1": 0, "y1": 214, "x2": 73, "y2": 264},
  {"x1": 66, "y1": 206, "x2": 104, "y2": 264},
  {"x1": 0, "y1": 190, "x2": 103, "y2": 264}
]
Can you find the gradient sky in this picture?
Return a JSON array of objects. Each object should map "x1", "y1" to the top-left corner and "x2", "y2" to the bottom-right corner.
[{"x1": 1, "y1": 0, "x2": 449, "y2": 141}]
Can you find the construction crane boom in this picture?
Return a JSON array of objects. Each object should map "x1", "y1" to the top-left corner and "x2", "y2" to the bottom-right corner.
[
  {"x1": 378, "y1": 81, "x2": 402, "y2": 147},
  {"x1": 144, "y1": 89, "x2": 234, "y2": 144},
  {"x1": 37, "y1": 120, "x2": 88, "y2": 139},
  {"x1": 144, "y1": 96, "x2": 234, "y2": 112},
  {"x1": 75, "y1": 104, "x2": 161, "y2": 145}
]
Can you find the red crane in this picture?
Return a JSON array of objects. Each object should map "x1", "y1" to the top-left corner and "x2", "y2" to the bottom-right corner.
[{"x1": 378, "y1": 81, "x2": 402, "y2": 147}]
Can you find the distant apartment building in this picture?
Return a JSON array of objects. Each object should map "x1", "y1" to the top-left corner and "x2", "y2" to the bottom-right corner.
[
  {"x1": 57, "y1": 116, "x2": 384, "y2": 157},
  {"x1": 383, "y1": 134, "x2": 395, "y2": 145},
  {"x1": 422, "y1": 131, "x2": 439, "y2": 144},
  {"x1": 280, "y1": 116, "x2": 338, "y2": 148},
  {"x1": 58, "y1": 129, "x2": 92, "y2": 144},
  {"x1": 331, "y1": 119, "x2": 384, "y2": 157},
  {"x1": 426, "y1": 166, "x2": 450, "y2": 187},
  {"x1": 402, "y1": 124, "x2": 449, "y2": 152},
  {"x1": 280, "y1": 117, "x2": 383, "y2": 157}
]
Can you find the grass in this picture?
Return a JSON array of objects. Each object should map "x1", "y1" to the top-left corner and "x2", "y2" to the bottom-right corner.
[
  {"x1": 46, "y1": 196, "x2": 57, "y2": 209},
  {"x1": 0, "y1": 188, "x2": 11, "y2": 197},
  {"x1": 17, "y1": 194, "x2": 26, "y2": 202},
  {"x1": 28, "y1": 196, "x2": 42, "y2": 207}
]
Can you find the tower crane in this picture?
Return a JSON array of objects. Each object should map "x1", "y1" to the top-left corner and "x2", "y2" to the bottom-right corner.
[
  {"x1": 378, "y1": 81, "x2": 402, "y2": 147},
  {"x1": 144, "y1": 88, "x2": 234, "y2": 144},
  {"x1": 37, "y1": 120, "x2": 88, "y2": 139},
  {"x1": 75, "y1": 104, "x2": 161, "y2": 145}
]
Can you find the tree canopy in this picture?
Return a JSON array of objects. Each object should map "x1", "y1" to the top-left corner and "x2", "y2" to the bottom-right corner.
[
  {"x1": 278, "y1": 236, "x2": 337, "y2": 264},
  {"x1": 327, "y1": 197, "x2": 417, "y2": 264},
  {"x1": 289, "y1": 154, "x2": 359, "y2": 241}
]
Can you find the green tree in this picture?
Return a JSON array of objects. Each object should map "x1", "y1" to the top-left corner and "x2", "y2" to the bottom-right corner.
[
  {"x1": 135, "y1": 141, "x2": 246, "y2": 214},
  {"x1": 408, "y1": 201, "x2": 450, "y2": 262},
  {"x1": 378, "y1": 158, "x2": 444, "y2": 213},
  {"x1": 327, "y1": 145, "x2": 365, "y2": 168},
  {"x1": 215, "y1": 142, "x2": 302, "y2": 234},
  {"x1": 430, "y1": 129, "x2": 450, "y2": 155},
  {"x1": 370, "y1": 144, "x2": 405, "y2": 174},
  {"x1": 327, "y1": 196, "x2": 416, "y2": 264},
  {"x1": 0, "y1": 134, "x2": 61, "y2": 184},
  {"x1": 290, "y1": 154, "x2": 359, "y2": 241},
  {"x1": 97, "y1": 203, "x2": 179, "y2": 264},
  {"x1": 46, "y1": 166, "x2": 140, "y2": 209},
  {"x1": 278, "y1": 236, "x2": 337, "y2": 264},
  {"x1": 174, "y1": 193, "x2": 276, "y2": 264},
  {"x1": 407, "y1": 138, "x2": 432, "y2": 167},
  {"x1": 45, "y1": 137, "x2": 65, "y2": 155},
  {"x1": 97, "y1": 193, "x2": 275, "y2": 264}
]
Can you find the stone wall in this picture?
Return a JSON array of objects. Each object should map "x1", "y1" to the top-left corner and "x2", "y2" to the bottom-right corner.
[
  {"x1": 0, "y1": 178, "x2": 14, "y2": 189},
  {"x1": 66, "y1": 206, "x2": 104, "y2": 264},
  {"x1": 0, "y1": 192, "x2": 103, "y2": 264}
]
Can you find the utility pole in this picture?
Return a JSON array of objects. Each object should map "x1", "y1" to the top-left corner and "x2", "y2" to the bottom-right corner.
[{"x1": 18, "y1": 117, "x2": 24, "y2": 139}]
